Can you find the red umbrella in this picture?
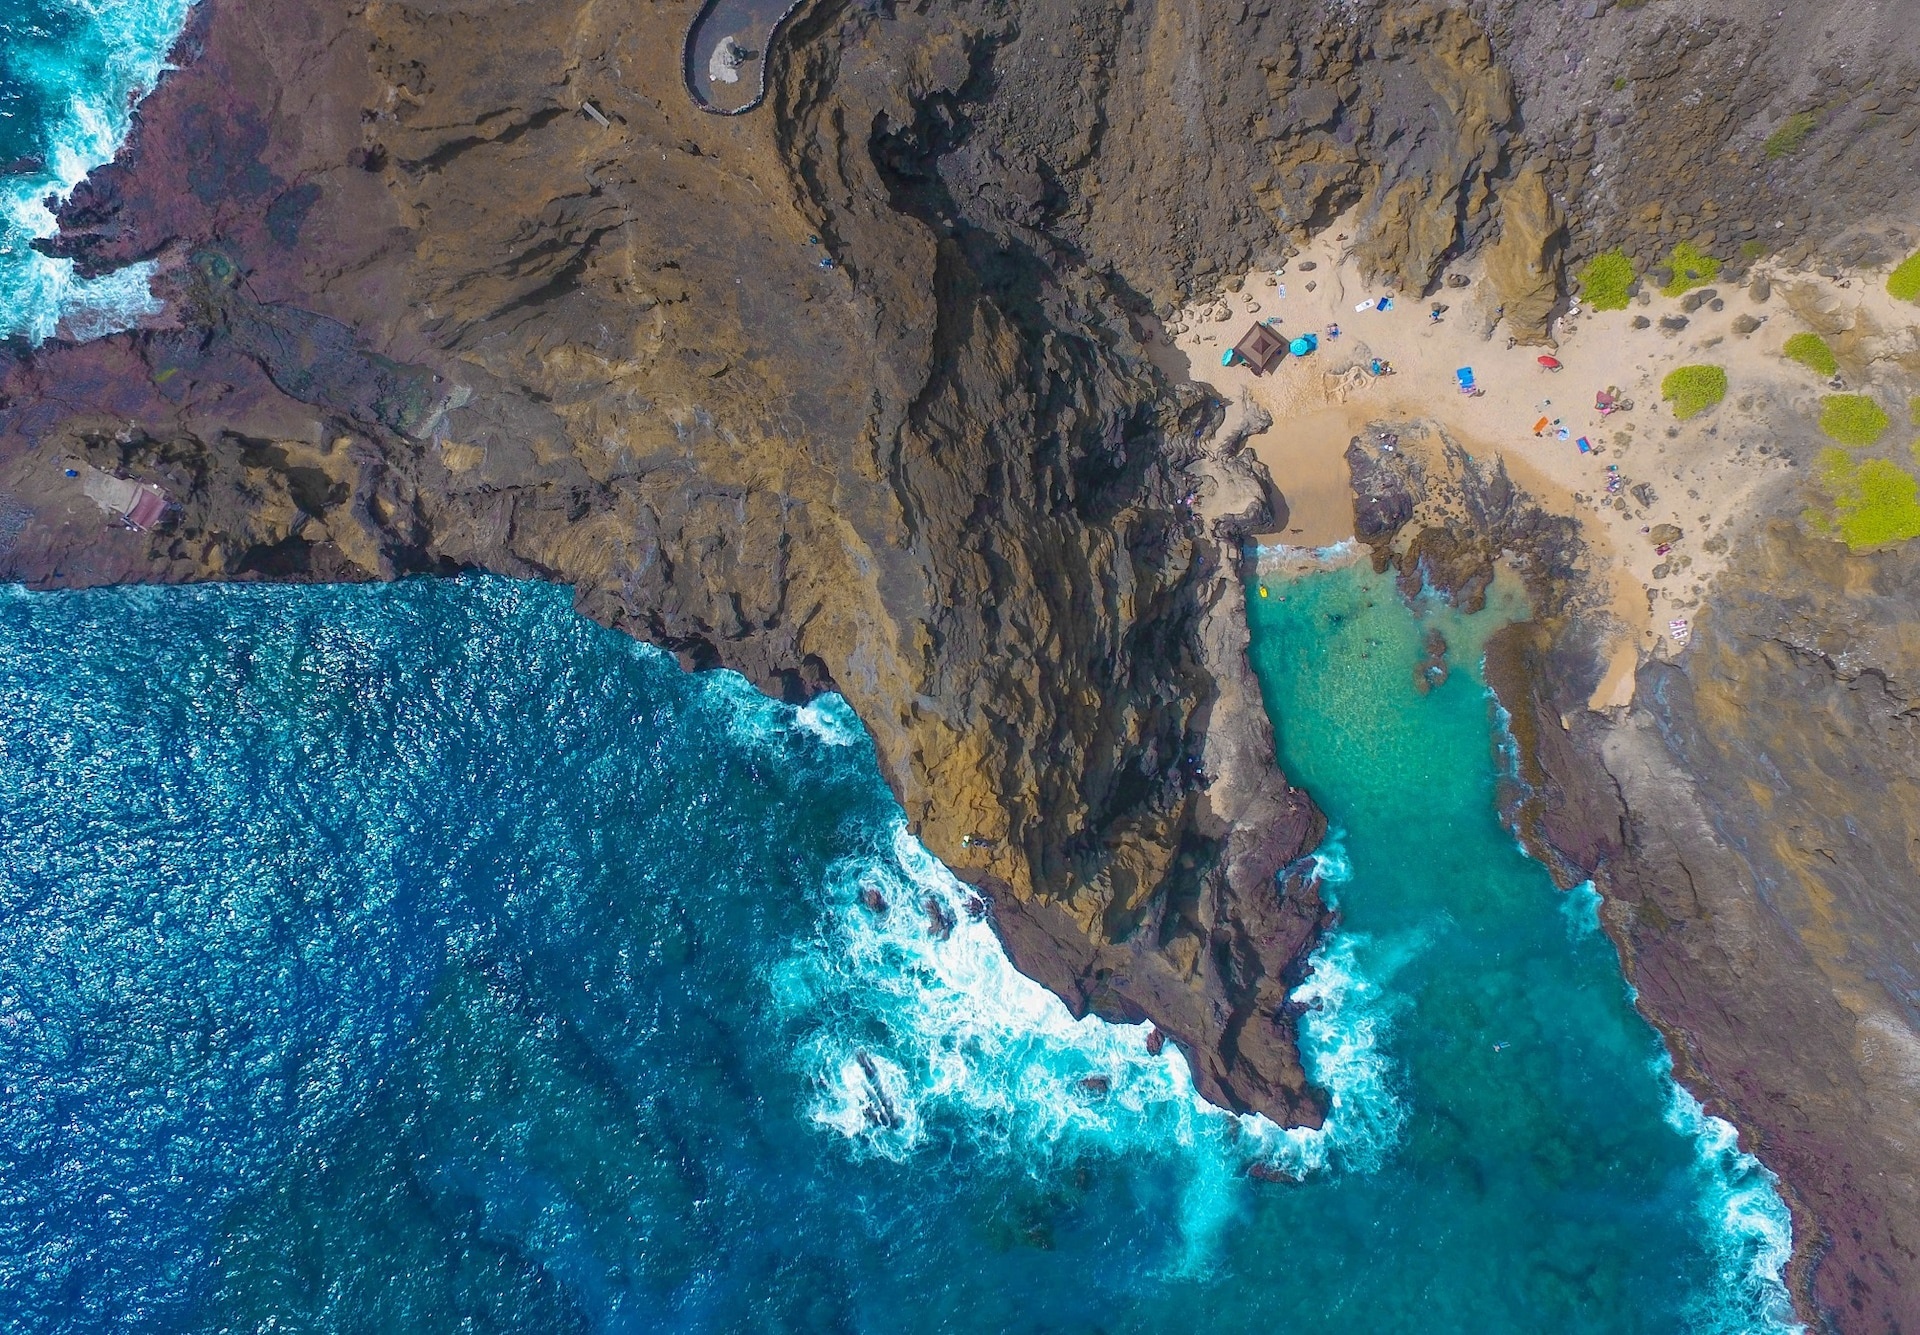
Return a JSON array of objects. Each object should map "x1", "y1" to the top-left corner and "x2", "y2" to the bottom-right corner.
[{"x1": 1537, "y1": 355, "x2": 1563, "y2": 371}]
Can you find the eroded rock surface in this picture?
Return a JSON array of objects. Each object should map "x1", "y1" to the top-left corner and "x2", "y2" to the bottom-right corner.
[
  {"x1": 3, "y1": 0, "x2": 1919, "y2": 1323},
  {"x1": 1360, "y1": 436, "x2": 1920, "y2": 1331}
]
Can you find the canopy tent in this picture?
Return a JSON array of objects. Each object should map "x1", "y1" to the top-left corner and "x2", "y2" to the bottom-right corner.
[{"x1": 1231, "y1": 322, "x2": 1288, "y2": 375}]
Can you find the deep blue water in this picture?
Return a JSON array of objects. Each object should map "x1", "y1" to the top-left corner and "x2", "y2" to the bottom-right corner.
[
  {"x1": 0, "y1": 574, "x2": 1797, "y2": 1333},
  {"x1": 1, "y1": 3, "x2": 1800, "y2": 1328}
]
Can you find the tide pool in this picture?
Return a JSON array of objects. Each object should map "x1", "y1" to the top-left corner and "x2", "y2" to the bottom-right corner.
[{"x1": 0, "y1": 571, "x2": 1796, "y2": 1333}]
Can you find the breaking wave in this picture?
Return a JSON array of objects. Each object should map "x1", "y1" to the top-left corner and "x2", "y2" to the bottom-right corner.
[
  {"x1": 1662, "y1": 1069, "x2": 1803, "y2": 1333},
  {"x1": 0, "y1": 0, "x2": 192, "y2": 341},
  {"x1": 766, "y1": 798, "x2": 1406, "y2": 1267}
]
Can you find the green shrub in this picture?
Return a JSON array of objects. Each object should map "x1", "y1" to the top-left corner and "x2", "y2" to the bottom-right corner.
[
  {"x1": 1661, "y1": 364, "x2": 1727, "y2": 419},
  {"x1": 1611, "y1": 76, "x2": 1628, "y2": 92},
  {"x1": 1578, "y1": 250, "x2": 1636, "y2": 311},
  {"x1": 1782, "y1": 332, "x2": 1837, "y2": 377},
  {"x1": 1890, "y1": 252, "x2": 1920, "y2": 303},
  {"x1": 1818, "y1": 394, "x2": 1890, "y2": 446},
  {"x1": 1660, "y1": 241, "x2": 1720, "y2": 297},
  {"x1": 1763, "y1": 112, "x2": 1818, "y2": 159},
  {"x1": 1815, "y1": 449, "x2": 1920, "y2": 549}
]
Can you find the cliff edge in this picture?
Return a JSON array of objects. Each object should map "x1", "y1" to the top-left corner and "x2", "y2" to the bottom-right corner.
[{"x1": 2, "y1": 0, "x2": 1918, "y2": 1325}]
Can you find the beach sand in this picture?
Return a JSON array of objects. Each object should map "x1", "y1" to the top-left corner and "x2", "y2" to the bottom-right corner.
[{"x1": 1163, "y1": 213, "x2": 1920, "y2": 709}]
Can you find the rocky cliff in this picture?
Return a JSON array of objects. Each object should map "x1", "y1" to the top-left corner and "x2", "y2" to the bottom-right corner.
[
  {"x1": 1349, "y1": 423, "x2": 1920, "y2": 1332},
  {"x1": 1494, "y1": 518, "x2": 1920, "y2": 1335},
  {"x1": 3, "y1": 0, "x2": 1919, "y2": 1325}
]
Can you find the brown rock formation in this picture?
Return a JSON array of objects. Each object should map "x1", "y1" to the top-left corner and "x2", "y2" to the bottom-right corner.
[
  {"x1": 0, "y1": 0, "x2": 1349, "y2": 1128},
  {"x1": 1482, "y1": 164, "x2": 1564, "y2": 343},
  {"x1": 3, "y1": 0, "x2": 1919, "y2": 1324},
  {"x1": 1500, "y1": 520, "x2": 1920, "y2": 1335},
  {"x1": 1352, "y1": 429, "x2": 1920, "y2": 1331}
]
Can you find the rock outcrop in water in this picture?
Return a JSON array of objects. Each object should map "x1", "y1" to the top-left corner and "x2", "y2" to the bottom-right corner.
[{"x1": 2, "y1": 0, "x2": 1918, "y2": 1323}]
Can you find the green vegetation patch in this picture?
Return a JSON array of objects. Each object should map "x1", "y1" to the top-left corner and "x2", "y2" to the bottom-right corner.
[
  {"x1": 1818, "y1": 394, "x2": 1890, "y2": 446},
  {"x1": 1911, "y1": 395, "x2": 1920, "y2": 427},
  {"x1": 1660, "y1": 241, "x2": 1720, "y2": 297},
  {"x1": 1813, "y1": 449, "x2": 1920, "y2": 549},
  {"x1": 1890, "y1": 252, "x2": 1920, "y2": 303},
  {"x1": 1661, "y1": 364, "x2": 1728, "y2": 419},
  {"x1": 1782, "y1": 332, "x2": 1838, "y2": 377},
  {"x1": 1763, "y1": 112, "x2": 1818, "y2": 159},
  {"x1": 1578, "y1": 249, "x2": 1636, "y2": 311}
]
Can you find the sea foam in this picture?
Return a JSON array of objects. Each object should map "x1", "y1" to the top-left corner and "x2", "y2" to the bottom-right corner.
[
  {"x1": 0, "y1": 0, "x2": 192, "y2": 341},
  {"x1": 1661, "y1": 1066, "x2": 1804, "y2": 1334},
  {"x1": 748, "y1": 684, "x2": 1408, "y2": 1265}
]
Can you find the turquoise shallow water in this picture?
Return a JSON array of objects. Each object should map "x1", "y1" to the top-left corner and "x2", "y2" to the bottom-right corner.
[
  {"x1": 0, "y1": 572, "x2": 1796, "y2": 1333},
  {"x1": 1, "y1": 4, "x2": 1798, "y2": 1325},
  {"x1": 0, "y1": 0, "x2": 186, "y2": 340}
]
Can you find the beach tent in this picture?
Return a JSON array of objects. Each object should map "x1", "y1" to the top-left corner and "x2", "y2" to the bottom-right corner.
[{"x1": 1232, "y1": 322, "x2": 1288, "y2": 375}]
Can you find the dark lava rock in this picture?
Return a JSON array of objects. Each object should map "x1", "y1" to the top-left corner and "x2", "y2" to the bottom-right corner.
[
  {"x1": 1346, "y1": 440, "x2": 1415, "y2": 547},
  {"x1": 1680, "y1": 288, "x2": 1718, "y2": 313},
  {"x1": 1658, "y1": 315, "x2": 1690, "y2": 333},
  {"x1": 1632, "y1": 314, "x2": 1652, "y2": 329}
]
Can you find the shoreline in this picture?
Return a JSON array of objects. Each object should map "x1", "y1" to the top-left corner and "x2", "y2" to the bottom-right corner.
[
  {"x1": 1168, "y1": 216, "x2": 1920, "y2": 1329},
  {"x1": 1165, "y1": 212, "x2": 1917, "y2": 712}
]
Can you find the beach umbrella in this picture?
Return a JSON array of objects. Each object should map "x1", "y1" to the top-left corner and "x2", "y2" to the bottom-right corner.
[{"x1": 1537, "y1": 355, "x2": 1562, "y2": 371}]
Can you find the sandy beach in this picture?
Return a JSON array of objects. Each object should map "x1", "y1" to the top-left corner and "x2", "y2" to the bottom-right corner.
[{"x1": 1163, "y1": 214, "x2": 1920, "y2": 709}]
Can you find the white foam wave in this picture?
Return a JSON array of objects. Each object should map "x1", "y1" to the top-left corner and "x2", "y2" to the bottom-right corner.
[
  {"x1": 792, "y1": 694, "x2": 864, "y2": 747},
  {"x1": 1, "y1": 0, "x2": 193, "y2": 341},
  {"x1": 1659, "y1": 1063, "x2": 1803, "y2": 1334},
  {"x1": 1249, "y1": 537, "x2": 1363, "y2": 573},
  {"x1": 769, "y1": 800, "x2": 1408, "y2": 1266},
  {"x1": 1559, "y1": 879, "x2": 1603, "y2": 938}
]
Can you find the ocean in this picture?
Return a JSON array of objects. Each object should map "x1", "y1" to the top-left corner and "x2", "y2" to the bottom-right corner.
[
  {"x1": 0, "y1": 572, "x2": 1797, "y2": 1332},
  {"x1": 0, "y1": 0, "x2": 185, "y2": 341},
  {"x1": 0, "y1": 2, "x2": 1800, "y2": 1329}
]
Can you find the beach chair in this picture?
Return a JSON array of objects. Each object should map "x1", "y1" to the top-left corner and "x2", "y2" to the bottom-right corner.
[{"x1": 1455, "y1": 367, "x2": 1476, "y2": 394}]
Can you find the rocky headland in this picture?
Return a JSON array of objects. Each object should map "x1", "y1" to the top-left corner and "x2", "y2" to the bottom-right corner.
[{"x1": 2, "y1": 0, "x2": 1918, "y2": 1327}]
